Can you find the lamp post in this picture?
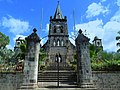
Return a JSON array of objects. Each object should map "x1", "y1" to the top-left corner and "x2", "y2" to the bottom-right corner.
[{"x1": 55, "y1": 53, "x2": 62, "y2": 88}]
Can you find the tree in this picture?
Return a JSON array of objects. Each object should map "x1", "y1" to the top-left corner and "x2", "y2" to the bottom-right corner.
[
  {"x1": 0, "y1": 32, "x2": 10, "y2": 48},
  {"x1": 0, "y1": 32, "x2": 12, "y2": 64},
  {"x1": 116, "y1": 31, "x2": 120, "y2": 52},
  {"x1": 39, "y1": 48, "x2": 48, "y2": 70},
  {"x1": 0, "y1": 47, "x2": 15, "y2": 64},
  {"x1": 19, "y1": 40, "x2": 26, "y2": 60}
]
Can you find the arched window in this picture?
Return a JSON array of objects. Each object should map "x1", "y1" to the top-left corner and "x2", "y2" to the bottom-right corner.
[
  {"x1": 57, "y1": 40, "x2": 60, "y2": 46},
  {"x1": 53, "y1": 40, "x2": 56, "y2": 46},
  {"x1": 61, "y1": 40, "x2": 64, "y2": 46}
]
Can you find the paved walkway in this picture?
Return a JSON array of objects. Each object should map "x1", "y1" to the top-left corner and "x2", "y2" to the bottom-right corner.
[
  {"x1": 38, "y1": 82, "x2": 77, "y2": 88},
  {"x1": 36, "y1": 88, "x2": 85, "y2": 90},
  {"x1": 19, "y1": 88, "x2": 86, "y2": 90},
  {"x1": 18, "y1": 82, "x2": 96, "y2": 90}
]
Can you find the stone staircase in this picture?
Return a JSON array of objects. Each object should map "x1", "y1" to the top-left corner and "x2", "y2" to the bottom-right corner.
[
  {"x1": 38, "y1": 70, "x2": 77, "y2": 82},
  {"x1": 38, "y1": 62, "x2": 77, "y2": 83},
  {"x1": 37, "y1": 65, "x2": 97, "y2": 90}
]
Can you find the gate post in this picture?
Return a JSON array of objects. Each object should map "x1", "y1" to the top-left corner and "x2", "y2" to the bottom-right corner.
[
  {"x1": 20, "y1": 28, "x2": 40, "y2": 89},
  {"x1": 75, "y1": 29, "x2": 96, "y2": 89}
]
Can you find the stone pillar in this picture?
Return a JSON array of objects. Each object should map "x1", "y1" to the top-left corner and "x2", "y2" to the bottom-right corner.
[
  {"x1": 75, "y1": 29, "x2": 96, "y2": 89},
  {"x1": 20, "y1": 28, "x2": 40, "y2": 89}
]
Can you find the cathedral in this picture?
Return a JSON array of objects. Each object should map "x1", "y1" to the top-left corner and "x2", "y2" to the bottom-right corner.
[{"x1": 42, "y1": 2, "x2": 75, "y2": 68}]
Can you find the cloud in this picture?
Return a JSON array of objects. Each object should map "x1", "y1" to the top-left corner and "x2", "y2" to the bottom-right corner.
[
  {"x1": 41, "y1": 37, "x2": 48, "y2": 46},
  {"x1": 111, "y1": 9, "x2": 120, "y2": 22},
  {"x1": 42, "y1": 23, "x2": 49, "y2": 35},
  {"x1": 6, "y1": 35, "x2": 27, "y2": 50},
  {"x1": 12, "y1": 34, "x2": 27, "y2": 49},
  {"x1": 69, "y1": 32, "x2": 76, "y2": 46},
  {"x1": 42, "y1": 23, "x2": 49, "y2": 31},
  {"x1": 72, "y1": 0, "x2": 120, "y2": 52},
  {"x1": 40, "y1": 23, "x2": 49, "y2": 46},
  {"x1": 101, "y1": 0, "x2": 106, "y2": 2},
  {"x1": 75, "y1": 18, "x2": 119, "y2": 52},
  {"x1": 117, "y1": 0, "x2": 120, "y2": 6},
  {"x1": 75, "y1": 19, "x2": 104, "y2": 40},
  {"x1": 13, "y1": 35, "x2": 26, "y2": 42},
  {"x1": 86, "y1": 2, "x2": 109, "y2": 18},
  {"x1": 1, "y1": 16, "x2": 31, "y2": 35},
  {"x1": 72, "y1": 13, "x2": 120, "y2": 52},
  {"x1": 6, "y1": 44, "x2": 14, "y2": 50},
  {"x1": 46, "y1": 24, "x2": 49, "y2": 31}
]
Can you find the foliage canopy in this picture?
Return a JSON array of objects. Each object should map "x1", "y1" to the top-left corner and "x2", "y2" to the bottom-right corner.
[{"x1": 0, "y1": 32, "x2": 10, "y2": 48}]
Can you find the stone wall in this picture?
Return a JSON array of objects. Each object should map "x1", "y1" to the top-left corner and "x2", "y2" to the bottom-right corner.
[
  {"x1": 0, "y1": 71, "x2": 120, "y2": 90},
  {"x1": 93, "y1": 71, "x2": 120, "y2": 90},
  {"x1": 0, "y1": 72, "x2": 23, "y2": 90}
]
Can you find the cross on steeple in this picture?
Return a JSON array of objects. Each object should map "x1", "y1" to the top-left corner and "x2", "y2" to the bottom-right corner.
[{"x1": 54, "y1": 1, "x2": 63, "y2": 19}]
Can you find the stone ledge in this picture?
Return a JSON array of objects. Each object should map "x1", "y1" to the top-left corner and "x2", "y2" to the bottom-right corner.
[
  {"x1": 18, "y1": 83, "x2": 38, "y2": 90},
  {"x1": 92, "y1": 71, "x2": 120, "y2": 73}
]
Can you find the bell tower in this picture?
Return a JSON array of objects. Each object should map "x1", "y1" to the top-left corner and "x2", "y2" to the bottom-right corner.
[
  {"x1": 49, "y1": 1, "x2": 69, "y2": 44},
  {"x1": 42, "y1": 2, "x2": 75, "y2": 69},
  {"x1": 92, "y1": 36, "x2": 103, "y2": 52},
  {"x1": 45, "y1": 2, "x2": 71, "y2": 68},
  {"x1": 49, "y1": 1, "x2": 69, "y2": 65}
]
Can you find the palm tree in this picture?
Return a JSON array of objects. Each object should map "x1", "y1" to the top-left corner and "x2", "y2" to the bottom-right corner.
[{"x1": 116, "y1": 31, "x2": 120, "y2": 52}]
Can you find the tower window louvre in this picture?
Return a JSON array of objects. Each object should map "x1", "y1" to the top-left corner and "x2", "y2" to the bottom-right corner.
[
  {"x1": 53, "y1": 40, "x2": 56, "y2": 46},
  {"x1": 57, "y1": 40, "x2": 60, "y2": 46},
  {"x1": 61, "y1": 40, "x2": 64, "y2": 46}
]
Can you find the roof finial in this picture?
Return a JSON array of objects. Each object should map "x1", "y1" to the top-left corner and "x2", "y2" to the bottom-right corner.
[
  {"x1": 33, "y1": 28, "x2": 37, "y2": 33},
  {"x1": 79, "y1": 29, "x2": 82, "y2": 34}
]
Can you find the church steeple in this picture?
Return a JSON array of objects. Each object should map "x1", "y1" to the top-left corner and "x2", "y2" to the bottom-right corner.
[{"x1": 54, "y1": 1, "x2": 63, "y2": 19}]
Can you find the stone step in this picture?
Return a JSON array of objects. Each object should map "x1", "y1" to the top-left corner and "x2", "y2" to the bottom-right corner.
[
  {"x1": 38, "y1": 71, "x2": 76, "y2": 76},
  {"x1": 38, "y1": 74, "x2": 76, "y2": 77},
  {"x1": 46, "y1": 67, "x2": 73, "y2": 70},
  {"x1": 38, "y1": 77, "x2": 76, "y2": 79},
  {"x1": 36, "y1": 88, "x2": 96, "y2": 90},
  {"x1": 38, "y1": 76, "x2": 76, "y2": 78},
  {"x1": 38, "y1": 77, "x2": 76, "y2": 80},
  {"x1": 78, "y1": 83, "x2": 97, "y2": 90},
  {"x1": 38, "y1": 77, "x2": 76, "y2": 82},
  {"x1": 38, "y1": 70, "x2": 76, "y2": 74},
  {"x1": 38, "y1": 76, "x2": 76, "y2": 79},
  {"x1": 38, "y1": 80, "x2": 76, "y2": 82},
  {"x1": 38, "y1": 74, "x2": 76, "y2": 78},
  {"x1": 38, "y1": 70, "x2": 76, "y2": 73},
  {"x1": 38, "y1": 70, "x2": 77, "y2": 82},
  {"x1": 18, "y1": 83, "x2": 38, "y2": 90}
]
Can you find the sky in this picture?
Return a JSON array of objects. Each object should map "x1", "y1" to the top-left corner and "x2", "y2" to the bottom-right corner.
[{"x1": 0, "y1": 0, "x2": 120, "y2": 52}]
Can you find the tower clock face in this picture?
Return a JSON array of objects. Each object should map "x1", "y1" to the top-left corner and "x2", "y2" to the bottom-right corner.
[
  {"x1": 56, "y1": 25, "x2": 61, "y2": 33},
  {"x1": 57, "y1": 28, "x2": 60, "y2": 33}
]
